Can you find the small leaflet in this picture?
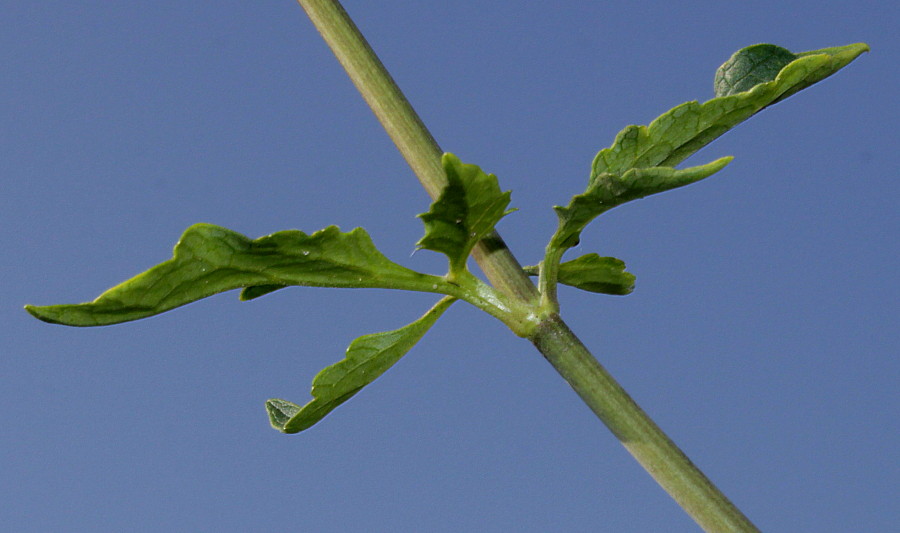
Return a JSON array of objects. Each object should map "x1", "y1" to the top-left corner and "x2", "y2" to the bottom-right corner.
[
  {"x1": 524, "y1": 254, "x2": 635, "y2": 295},
  {"x1": 416, "y1": 153, "x2": 515, "y2": 275}
]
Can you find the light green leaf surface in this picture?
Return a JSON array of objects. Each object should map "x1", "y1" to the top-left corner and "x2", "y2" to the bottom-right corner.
[
  {"x1": 552, "y1": 157, "x2": 733, "y2": 250},
  {"x1": 525, "y1": 254, "x2": 635, "y2": 295},
  {"x1": 267, "y1": 297, "x2": 455, "y2": 433},
  {"x1": 417, "y1": 153, "x2": 514, "y2": 275},
  {"x1": 591, "y1": 42, "x2": 868, "y2": 176},
  {"x1": 26, "y1": 223, "x2": 447, "y2": 326}
]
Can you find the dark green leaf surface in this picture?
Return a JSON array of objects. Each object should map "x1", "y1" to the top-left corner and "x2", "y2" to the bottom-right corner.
[
  {"x1": 552, "y1": 157, "x2": 732, "y2": 250},
  {"x1": 417, "y1": 153, "x2": 514, "y2": 274},
  {"x1": 26, "y1": 223, "x2": 446, "y2": 326},
  {"x1": 267, "y1": 297, "x2": 455, "y2": 433},
  {"x1": 524, "y1": 254, "x2": 635, "y2": 295},
  {"x1": 239, "y1": 284, "x2": 287, "y2": 301},
  {"x1": 591, "y1": 42, "x2": 869, "y2": 176},
  {"x1": 713, "y1": 44, "x2": 797, "y2": 97}
]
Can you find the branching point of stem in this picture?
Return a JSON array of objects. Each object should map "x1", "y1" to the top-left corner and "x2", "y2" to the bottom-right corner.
[{"x1": 296, "y1": 1, "x2": 760, "y2": 530}]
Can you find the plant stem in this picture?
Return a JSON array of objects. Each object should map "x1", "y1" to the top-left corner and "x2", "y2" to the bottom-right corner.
[
  {"x1": 538, "y1": 243, "x2": 565, "y2": 313},
  {"x1": 532, "y1": 314, "x2": 759, "y2": 532},
  {"x1": 294, "y1": 1, "x2": 759, "y2": 530}
]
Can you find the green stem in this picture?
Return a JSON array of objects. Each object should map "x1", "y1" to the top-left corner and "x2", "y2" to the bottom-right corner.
[
  {"x1": 294, "y1": 1, "x2": 759, "y2": 531},
  {"x1": 532, "y1": 315, "x2": 759, "y2": 532},
  {"x1": 537, "y1": 243, "x2": 564, "y2": 313}
]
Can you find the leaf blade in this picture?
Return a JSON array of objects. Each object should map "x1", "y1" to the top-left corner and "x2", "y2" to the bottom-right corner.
[
  {"x1": 267, "y1": 297, "x2": 455, "y2": 433},
  {"x1": 26, "y1": 223, "x2": 446, "y2": 327},
  {"x1": 416, "y1": 153, "x2": 514, "y2": 274},
  {"x1": 525, "y1": 254, "x2": 635, "y2": 295},
  {"x1": 552, "y1": 157, "x2": 733, "y2": 251}
]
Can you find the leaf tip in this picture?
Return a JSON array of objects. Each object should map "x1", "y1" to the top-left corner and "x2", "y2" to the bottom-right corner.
[
  {"x1": 441, "y1": 152, "x2": 461, "y2": 166},
  {"x1": 266, "y1": 399, "x2": 302, "y2": 433},
  {"x1": 24, "y1": 304, "x2": 73, "y2": 326},
  {"x1": 24, "y1": 304, "x2": 50, "y2": 322},
  {"x1": 713, "y1": 155, "x2": 735, "y2": 169}
]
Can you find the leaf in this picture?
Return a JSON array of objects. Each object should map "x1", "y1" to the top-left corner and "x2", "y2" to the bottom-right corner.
[
  {"x1": 524, "y1": 254, "x2": 635, "y2": 295},
  {"x1": 552, "y1": 157, "x2": 733, "y2": 250},
  {"x1": 416, "y1": 153, "x2": 515, "y2": 274},
  {"x1": 26, "y1": 223, "x2": 447, "y2": 327},
  {"x1": 544, "y1": 42, "x2": 867, "y2": 263},
  {"x1": 267, "y1": 297, "x2": 455, "y2": 434},
  {"x1": 591, "y1": 42, "x2": 869, "y2": 176}
]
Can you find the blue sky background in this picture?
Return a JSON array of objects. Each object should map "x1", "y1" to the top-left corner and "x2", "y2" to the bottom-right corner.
[{"x1": 3, "y1": 2, "x2": 897, "y2": 531}]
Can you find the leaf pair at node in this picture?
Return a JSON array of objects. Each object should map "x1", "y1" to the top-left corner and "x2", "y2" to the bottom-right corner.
[{"x1": 25, "y1": 154, "x2": 528, "y2": 433}]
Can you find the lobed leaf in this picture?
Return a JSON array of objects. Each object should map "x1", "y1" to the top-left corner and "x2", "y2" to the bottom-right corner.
[
  {"x1": 524, "y1": 254, "x2": 635, "y2": 295},
  {"x1": 26, "y1": 223, "x2": 446, "y2": 327},
  {"x1": 417, "y1": 153, "x2": 515, "y2": 275},
  {"x1": 267, "y1": 297, "x2": 455, "y2": 433},
  {"x1": 552, "y1": 157, "x2": 733, "y2": 250},
  {"x1": 590, "y1": 42, "x2": 868, "y2": 176}
]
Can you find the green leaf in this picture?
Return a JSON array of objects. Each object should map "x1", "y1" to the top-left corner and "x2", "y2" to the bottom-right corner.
[
  {"x1": 591, "y1": 42, "x2": 868, "y2": 176},
  {"x1": 267, "y1": 297, "x2": 455, "y2": 433},
  {"x1": 552, "y1": 157, "x2": 733, "y2": 250},
  {"x1": 417, "y1": 153, "x2": 515, "y2": 275},
  {"x1": 524, "y1": 254, "x2": 635, "y2": 295},
  {"x1": 26, "y1": 223, "x2": 447, "y2": 327}
]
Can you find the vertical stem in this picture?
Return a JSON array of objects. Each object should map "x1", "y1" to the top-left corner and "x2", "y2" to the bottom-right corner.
[{"x1": 293, "y1": 1, "x2": 759, "y2": 530}]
